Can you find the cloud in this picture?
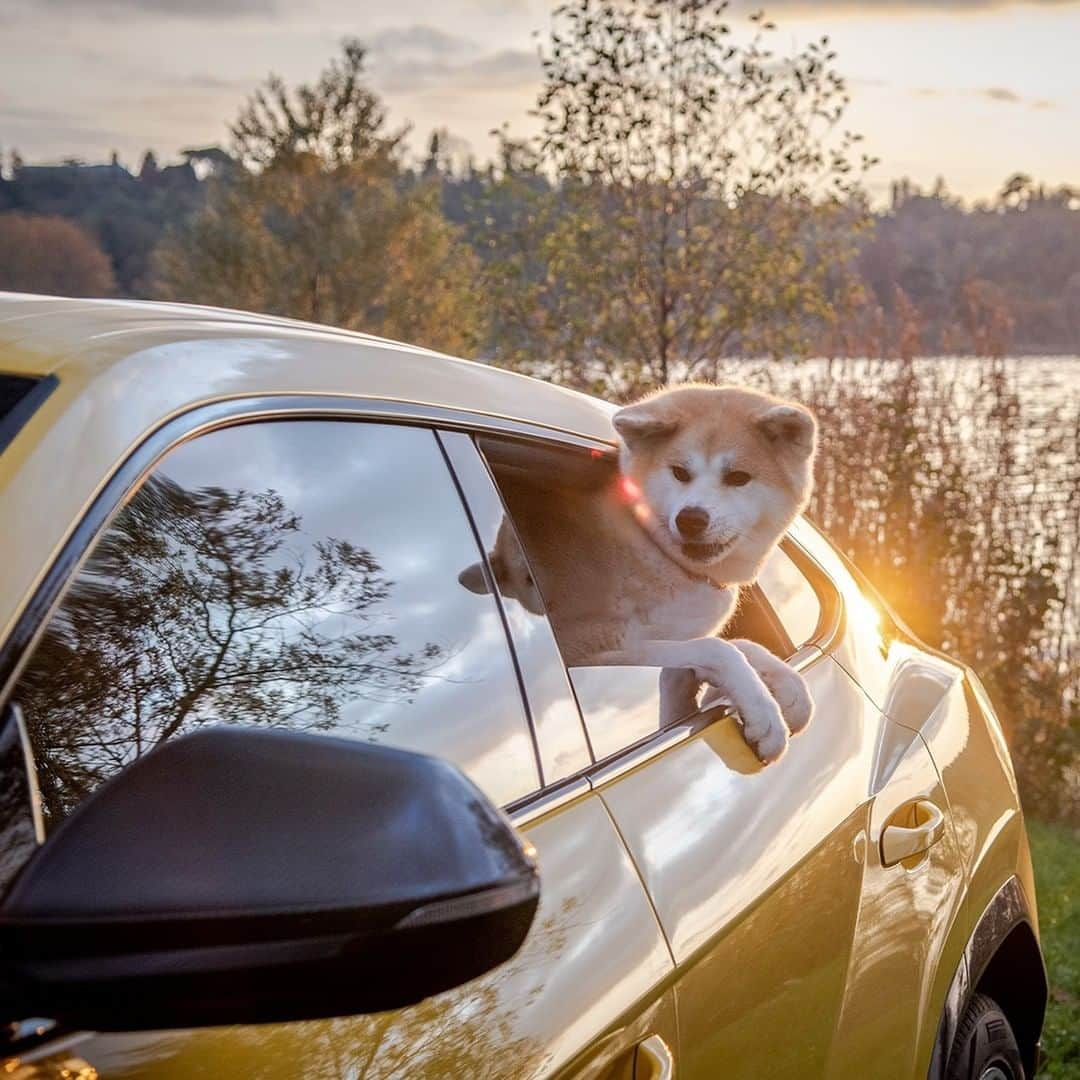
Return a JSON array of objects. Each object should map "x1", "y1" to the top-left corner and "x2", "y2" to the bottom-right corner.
[
  {"x1": 176, "y1": 73, "x2": 255, "y2": 93},
  {"x1": 366, "y1": 24, "x2": 539, "y2": 96},
  {"x1": 367, "y1": 25, "x2": 479, "y2": 61},
  {"x1": 982, "y1": 86, "x2": 1022, "y2": 102},
  {"x1": 0, "y1": 104, "x2": 159, "y2": 155},
  {"x1": 910, "y1": 84, "x2": 1059, "y2": 109},
  {"x1": 36, "y1": 0, "x2": 277, "y2": 14}
]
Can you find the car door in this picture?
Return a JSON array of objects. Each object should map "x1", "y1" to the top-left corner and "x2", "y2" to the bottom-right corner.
[{"x1": 0, "y1": 412, "x2": 675, "y2": 1080}]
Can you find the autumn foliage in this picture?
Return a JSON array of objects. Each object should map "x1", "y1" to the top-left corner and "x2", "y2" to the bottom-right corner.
[{"x1": 0, "y1": 212, "x2": 115, "y2": 298}]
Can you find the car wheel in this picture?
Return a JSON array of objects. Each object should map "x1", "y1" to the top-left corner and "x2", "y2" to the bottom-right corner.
[{"x1": 946, "y1": 992, "x2": 1025, "y2": 1080}]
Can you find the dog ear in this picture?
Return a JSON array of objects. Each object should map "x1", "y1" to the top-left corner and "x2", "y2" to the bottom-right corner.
[
  {"x1": 458, "y1": 561, "x2": 492, "y2": 595},
  {"x1": 613, "y1": 402, "x2": 679, "y2": 449},
  {"x1": 755, "y1": 403, "x2": 817, "y2": 459}
]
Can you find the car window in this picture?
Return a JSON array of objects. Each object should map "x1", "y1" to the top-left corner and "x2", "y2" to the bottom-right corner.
[
  {"x1": 13, "y1": 420, "x2": 539, "y2": 828},
  {"x1": 441, "y1": 432, "x2": 592, "y2": 785},
  {"x1": 0, "y1": 706, "x2": 40, "y2": 893},
  {"x1": 476, "y1": 437, "x2": 793, "y2": 763},
  {"x1": 756, "y1": 544, "x2": 822, "y2": 649}
]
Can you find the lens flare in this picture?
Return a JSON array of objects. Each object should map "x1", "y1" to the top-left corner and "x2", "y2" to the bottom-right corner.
[{"x1": 618, "y1": 475, "x2": 643, "y2": 502}]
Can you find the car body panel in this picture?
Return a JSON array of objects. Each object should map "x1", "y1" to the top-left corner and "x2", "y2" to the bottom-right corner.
[{"x1": 827, "y1": 720, "x2": 964, "y2": 1079}]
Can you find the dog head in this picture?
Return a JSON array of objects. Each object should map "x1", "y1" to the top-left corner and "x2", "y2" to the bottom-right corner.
[
  {"x1": 458, "y1": 516, "x2": 546, "y2": 615},
  {"x1": 613, "y1": 384, "x2": 816, "y2": 583}
]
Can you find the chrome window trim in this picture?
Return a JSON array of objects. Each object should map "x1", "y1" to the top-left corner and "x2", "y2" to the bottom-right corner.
[
  {"x1": 780, "y1": 532, "x2": 846, "y2": 657},
  {"x1": 507, "y1": 775, "x2": 592, "y2": 828},
  {"x1": 586, "y1": 700, "x2": 744, "y2": 790}
]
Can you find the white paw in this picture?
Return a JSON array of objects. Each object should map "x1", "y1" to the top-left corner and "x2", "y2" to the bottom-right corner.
[
  {"x1": 769, "y1": 671, "x2": 814, "y2": 736},
  {"x1": 736, "y1": 696, "x2": 789, "y2": 764}
]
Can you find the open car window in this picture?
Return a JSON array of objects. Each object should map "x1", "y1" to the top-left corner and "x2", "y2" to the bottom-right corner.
[{"x1": 476, "y1": 436, "x2": 794, "y2": 762}]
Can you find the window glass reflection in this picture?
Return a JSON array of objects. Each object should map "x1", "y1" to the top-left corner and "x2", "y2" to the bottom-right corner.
[
  {"x1": 757, "y1": 547, "x2": 822, "y2": 649},
  {"x1": 16, "y1": 421, "x2": 538, "y2": 824},
  {"x1": 0, "y1": 707, "x2": 39, "y2": 893}
]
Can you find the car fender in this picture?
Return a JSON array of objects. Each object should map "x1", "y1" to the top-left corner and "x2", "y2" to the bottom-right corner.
[{"x1": 928, "y1": 876, "x2": 1047, "y2": 1080}]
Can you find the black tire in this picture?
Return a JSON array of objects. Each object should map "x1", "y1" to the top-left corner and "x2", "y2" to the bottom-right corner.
[{"x1": 946, "y1": 992, "x2": 1026, "y2": 1080}]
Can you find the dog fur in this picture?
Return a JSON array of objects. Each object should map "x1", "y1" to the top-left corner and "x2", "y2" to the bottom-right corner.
[{"x1": 462, "y1": 383, "x2": 817, "y2": 762}]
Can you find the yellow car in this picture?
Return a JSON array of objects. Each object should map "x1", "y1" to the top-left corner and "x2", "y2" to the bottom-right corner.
[{"x1": 0, "y1": 294, "x2": 1046, "y2": 1080}]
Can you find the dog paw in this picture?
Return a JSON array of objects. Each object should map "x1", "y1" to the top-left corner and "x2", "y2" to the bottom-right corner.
[
  {"x1": 737, "y1": 697, "x2": 789, "y2": 764},
  {"x1": 771, "y1": 671, "x2": 814, "y2": 735}
]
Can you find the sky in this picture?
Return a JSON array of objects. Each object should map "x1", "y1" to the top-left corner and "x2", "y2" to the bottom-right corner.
[{"x1": 1, "y1": 0, "x2": 1078, "y2": 204}]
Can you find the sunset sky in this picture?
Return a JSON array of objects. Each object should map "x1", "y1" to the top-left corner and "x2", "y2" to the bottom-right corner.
[{"x1": 2, "y1": 0, "x2": 1078, "y2": 204}]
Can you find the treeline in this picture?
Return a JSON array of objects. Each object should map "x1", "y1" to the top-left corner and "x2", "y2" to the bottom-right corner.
[{"x1": 2, "y1": 149, "x2": 1078, "y2": 360}]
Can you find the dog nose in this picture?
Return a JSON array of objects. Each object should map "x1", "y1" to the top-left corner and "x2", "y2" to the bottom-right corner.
[{"x1": 675, "y1": 507, "x2": 709, "y2": 538}]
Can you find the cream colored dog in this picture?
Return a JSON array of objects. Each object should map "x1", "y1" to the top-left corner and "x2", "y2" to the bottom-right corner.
[{"x1": 463, "y1": 384, "x2": 817, "y2": 762}]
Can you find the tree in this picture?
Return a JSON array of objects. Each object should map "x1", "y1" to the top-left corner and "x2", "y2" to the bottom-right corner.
[
  {"x1": 138, "y1": 150, "x2": 160, "y2": 182},
  {"x1": 18, "y1": 474, "x2": 444, "y2": 822},
  {"x1": 231, "y1": 38, "x2": 398, "y2": 173},
  {"x1": 0, "y1": 212, "x2": 115, "y2": 297},
  {"x1": 154, "y1": 40, "x2": 485, "y2": 355},
  {"x1": 475, "y1": 0, "x2": 874, "y2": 394}
]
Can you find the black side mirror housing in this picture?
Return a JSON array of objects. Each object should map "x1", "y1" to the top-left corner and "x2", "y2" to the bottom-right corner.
[{"x1": 0, "y1": 728, "x2": 539, "y2": 1030}]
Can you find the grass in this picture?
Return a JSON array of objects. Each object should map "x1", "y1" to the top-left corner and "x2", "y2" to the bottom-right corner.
[{"x1": 1030, "y1": 818, "x2": 1080, "y2": 1078}]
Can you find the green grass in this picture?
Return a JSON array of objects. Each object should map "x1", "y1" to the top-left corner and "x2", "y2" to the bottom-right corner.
[{"x1": 1030, "y1": 818, "x2": 1080, "y2": 1078}]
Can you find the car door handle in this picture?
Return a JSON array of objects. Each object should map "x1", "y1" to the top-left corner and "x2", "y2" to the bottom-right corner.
[
  {"x1": 880, "y1": 799, "x2": 946, "y2": 867},
  {"x1": 635, "y1": 1033, "x2": 675, "y2": 1080}
]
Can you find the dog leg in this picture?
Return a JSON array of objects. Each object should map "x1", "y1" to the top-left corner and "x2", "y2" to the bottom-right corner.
[
  {"x1": 702, "y1": 639, "x2": 814, "y2": 736},
  {"x1": 659, "y1": 666, "x2": 701, "y2": 727},
  {"x1": 595, "y1": 638, "x2": 789, "y2": 762}
]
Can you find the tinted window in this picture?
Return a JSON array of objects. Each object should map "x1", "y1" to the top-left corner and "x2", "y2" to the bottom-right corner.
[
  {"x1": 0, "y1": 374, "x2": 53, "y2": 456},
  {"x1": 15, "y1": 420, "x2": 538, "y2": 824},
  {"x1": 757, "y1": 546, "x2": 822, "y2": 649},
  {"x1": 442, "y1": 433, "x2": 592, "y2": 784}
]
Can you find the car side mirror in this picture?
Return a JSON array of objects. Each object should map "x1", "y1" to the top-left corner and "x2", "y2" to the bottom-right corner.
[{"x1": 0, "y1": 728, "x2": 540, "y2": 1031}]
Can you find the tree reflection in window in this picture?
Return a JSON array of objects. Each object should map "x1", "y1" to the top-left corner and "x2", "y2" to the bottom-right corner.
[{"x1": 18, "y1": 474, "x2": 445, "y2": 824}]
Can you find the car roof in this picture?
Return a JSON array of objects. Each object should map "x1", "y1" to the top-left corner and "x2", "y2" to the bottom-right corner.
[{"x1": 0, "y1": 292, "x2": 617, "y2": 445}]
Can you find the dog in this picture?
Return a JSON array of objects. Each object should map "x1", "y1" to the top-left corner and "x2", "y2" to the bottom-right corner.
[{"x1": 460, "y1": 383, "x2": 817, "y2": 762}]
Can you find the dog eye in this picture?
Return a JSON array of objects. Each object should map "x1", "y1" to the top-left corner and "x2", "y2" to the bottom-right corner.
[
  {"x1": 724, "y1": 470, "x2": 752, "y2": 487},
  {"x1": 671, "y1": 465, "x2": 691, "y2": 483}
]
